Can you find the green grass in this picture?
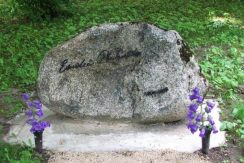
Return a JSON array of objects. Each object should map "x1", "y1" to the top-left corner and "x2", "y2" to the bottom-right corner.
[{"x1": 0, "y1": 93, "x2": 23, "y2": 118}]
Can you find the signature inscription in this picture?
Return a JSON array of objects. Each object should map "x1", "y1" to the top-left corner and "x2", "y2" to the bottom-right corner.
[
  {"x1": 144, "y1": 87, "x2": 169, "y2": 96},
  {"x1": 97, "y1": 49, "x2": 141, "y2": 62},
  {"x1": 59, "y1": 59, "x2": 94, "y2": 73},
  {"x1": 59, "y1": 48, "x2": 142, "y2": 73}
]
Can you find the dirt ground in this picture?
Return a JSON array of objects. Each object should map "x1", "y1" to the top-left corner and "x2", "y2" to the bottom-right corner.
[
  {"x1": 44, "y1": 143, "x2": 243, "y2": 163},
  {"x1": 46, "y1": 150, "x2": 211, "y2": 163}
]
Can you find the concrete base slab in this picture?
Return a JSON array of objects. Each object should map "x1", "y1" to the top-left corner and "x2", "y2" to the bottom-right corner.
[{"x1": 4, "y1": 106, "x2": 225, "y2": 153}]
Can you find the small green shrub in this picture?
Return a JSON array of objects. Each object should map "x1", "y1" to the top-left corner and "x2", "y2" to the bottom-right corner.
[
  {"x1": 221, "y1": 100, "x2": 244, "y2": 161},
  {"x1": 0, "y1": 141, "x2": 41, "y2": 163},
  {"x1": 14, "y1": 0, "x2": 73, "y2": 20},
  {"x1": 221, "y1": 100, "x2": 244, "y2": 142}
]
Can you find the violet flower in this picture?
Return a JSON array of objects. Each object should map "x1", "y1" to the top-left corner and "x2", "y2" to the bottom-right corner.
[
  {"x1": 212, "y1": 125, "x2": 218, "y2": 134},
  {"x1": 187, "y1": 122, "x2": 198, "y2": 134},
  {"x1": 199, "y1": 128, "x2": 206, "y2": 138},
  {"x1": 36, "y1": 109, "x2": 44, "y2": 117},
  {"x1": 22, "y1": 93, "x2": 50, "y2": 133},
  {"x1": 208, "y1": 115, "x2": 215, "y2": 125},
  {"x1": 196, "y1": 113, "x2": 203, "y2": 122},
  {"x1": 25, "y1": 110, "x2": 33, "y2": 118},
  {"x1": 186, "y1": 87, "x2": 218, "y2": 137},
  {"x1": 187, "y1": 111, "x2": 195, "y2": 120},
  {"x1": 188, "y1": 103, "x2": 198, "y2": 112},
  {"x1": 206, "y1": 101, "x2": 215, "y2": 113},
  {"x1": 22, "y1": 93, "x2": 30, "y2": 102},
  {"x1": 34, "y1": 100, "x2": 42, "y2": 110}
]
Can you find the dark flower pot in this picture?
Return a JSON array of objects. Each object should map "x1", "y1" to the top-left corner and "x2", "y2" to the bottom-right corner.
[
  {"x1": 202, "y1": 129, "x2": 211, "y2": 154},
  {"x1": 33, "y1": 131, "x2": 43, "y2": 153}
]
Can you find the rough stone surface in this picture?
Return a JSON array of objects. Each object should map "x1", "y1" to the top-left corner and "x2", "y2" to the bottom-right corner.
[{"x1": 37, "y1": 22, "x2": 207, "y2": 122}]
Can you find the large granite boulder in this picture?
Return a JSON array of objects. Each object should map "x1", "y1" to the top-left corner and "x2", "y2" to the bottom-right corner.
[{"x1": 37, "y1": 22, "x2": 207, "y2": 123}]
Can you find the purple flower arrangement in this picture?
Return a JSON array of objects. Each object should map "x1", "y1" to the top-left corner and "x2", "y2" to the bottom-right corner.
[
  {"x1": 22, "y1": 93, "x2": 50, "y2": 133},
  {"x1": 187, "y1": 87, "x2": 218, "y2": 137}
]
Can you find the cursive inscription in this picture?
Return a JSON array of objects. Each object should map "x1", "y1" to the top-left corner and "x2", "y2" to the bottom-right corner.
[
  {"x1": 59, "y1": 48, "x2": 142, "y2": 73},
  {"x1": 97, "y1": 48, "x2": 141, "y2": 62},
  {"x1": 59, "y1": 59, "x2": 94, "y2": 73}
]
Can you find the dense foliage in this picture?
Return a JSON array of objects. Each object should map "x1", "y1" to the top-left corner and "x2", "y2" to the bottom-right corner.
[
  {"x1": 221, "y1": 100, "x2": 244, "y2": 144},
  {"x1": 0, "y1": 141, "x2": 41, "y2": 163},
  {"x1": 6, "y1": 0, "x2": 72, "y2": 20}
]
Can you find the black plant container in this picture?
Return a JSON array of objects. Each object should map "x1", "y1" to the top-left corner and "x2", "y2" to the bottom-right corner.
[
  {"x1": 33, "y1": 131, "x2": 43, "y2": 153},
  {"x1": 202, "y1": 129, "x2": 211, "y2": 154}
]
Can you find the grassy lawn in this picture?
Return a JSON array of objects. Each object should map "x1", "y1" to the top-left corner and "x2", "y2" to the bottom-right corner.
[{"x1": 0, "y1": 0, "x2": 243, "y2": 162}]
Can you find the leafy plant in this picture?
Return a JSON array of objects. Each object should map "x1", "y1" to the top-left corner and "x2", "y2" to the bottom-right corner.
[
  {"x1": 221, "y1": 100, "x2": 244, "y2": 143},
  {"x1": 0, "y1": 141, "x2": 41, "y2": 163},
  {"x1": 200, "y1": 46, "x2": 243, "y2": 100},
  {"x1": 240, "y1": 157, "x2": 244, "y2": 163}
]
